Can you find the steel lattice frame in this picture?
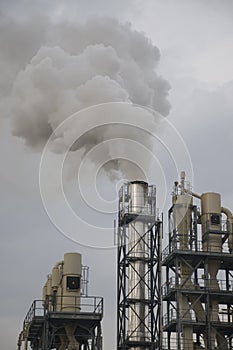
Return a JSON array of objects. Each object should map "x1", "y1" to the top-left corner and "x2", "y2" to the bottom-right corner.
[
  {"x1": 117, "y1": 215, "x2": 162, "y2": 350},
  {"x1": 162, "y1": 205, "x2": 233, "y2": 350}
]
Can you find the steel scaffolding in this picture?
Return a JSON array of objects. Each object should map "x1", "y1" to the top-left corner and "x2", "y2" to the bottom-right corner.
[
  {"x1": 117, "y1": 182, "x2": 162, "y2": 350},
  {"x1": 162, "y1": 204, "x2": 233, "y2": 350}
]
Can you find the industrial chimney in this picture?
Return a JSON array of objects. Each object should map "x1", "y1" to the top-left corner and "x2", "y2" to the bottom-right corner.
[{"x1": 117, "y1": 181, "x2": 162, "y2": 349}]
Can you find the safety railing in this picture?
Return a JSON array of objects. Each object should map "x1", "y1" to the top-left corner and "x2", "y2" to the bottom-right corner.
[
  {"x1": 162, "y1": 336, "x2": 187, "y2": 350},
  {"x1": 46, "y1": 295, "x2": 103, "y2": 314},
  {"x1": 119, "y1": 204, "x2": 157, "y2": 218},
  {"x1": 213, "y1": 311, "x2": 233, "y2": 323},
  {"x1": 23, "y1": 300, "x2": 45, "y2": 327},
  {"x1": 162, "y1": 336, "x2": 228, "y2": 350},
  {"x1": 202, "y1": 218, "x2": 228, "y2": 236},
  {"x1": 163, "y1": 307, "x2": 197, "y2": 327},
  {"x1": 162, "y1": 276, "x2": 233, "y2": 297},
  {"x1": 162, "y1": 308, "x2": 178, "y2": 326},
  {"x1": 162, "y1": 236, "x2": 231, "y2": 261},
  {"x1": 23, "y1": 296, "x2": 103, "y2": 328},
  {"x1": 119, "y1": 183, "x2": 157, "y2": 218},
  {"x1": 163, "y1": 307, "x2": 233, "y2": 328},
  {"x1": 162, "y1": 337, "x2": 180, "y2": 350}
]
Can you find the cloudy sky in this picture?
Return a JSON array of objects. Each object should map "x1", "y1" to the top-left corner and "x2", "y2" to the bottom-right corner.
[{"x1": 0, "y1": 1, "x2": 233, "y2": 349}]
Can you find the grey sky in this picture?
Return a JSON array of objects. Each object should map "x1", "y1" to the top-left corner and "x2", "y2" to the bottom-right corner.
[{"x1": 0, "y1": 1, "x2": 233, "y2": 349}]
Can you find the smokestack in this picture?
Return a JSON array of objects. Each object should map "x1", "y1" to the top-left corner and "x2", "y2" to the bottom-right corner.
[{"x1": 117, "y1": 181, "x2": 162, "y2": 349}]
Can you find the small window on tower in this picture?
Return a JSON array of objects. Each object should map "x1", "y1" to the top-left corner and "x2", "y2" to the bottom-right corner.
[
  {"x1": 211, "y1": 214, "x2": 220, "y2": 225},
  {"x1": 66, "y1": 276, "x2": 80, "y2": 290}
]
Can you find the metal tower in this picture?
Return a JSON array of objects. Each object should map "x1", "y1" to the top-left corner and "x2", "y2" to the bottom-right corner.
[
  {"x1": 117, "y1": 181, "x2": 162, "y2": 350},
  {"x1": 162, "y1": 172, "x2": 233, "y2": 350}
]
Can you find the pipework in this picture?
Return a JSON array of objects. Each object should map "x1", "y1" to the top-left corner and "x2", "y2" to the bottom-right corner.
[{"x1": 166, "y1": 171, "x2": 233, "y2": 349}]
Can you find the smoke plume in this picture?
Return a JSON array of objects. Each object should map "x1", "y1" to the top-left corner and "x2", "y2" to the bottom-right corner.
[{"x1": 8, "y1": 17, "x2": 171, "y2": 179}]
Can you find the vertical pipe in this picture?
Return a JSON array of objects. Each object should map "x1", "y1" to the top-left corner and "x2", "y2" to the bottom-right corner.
[
  {"x1": 173, "y1": 173, "x2": 207, "y2": 349},
  {"x1": 128, "y1": 181, "x2": 148, "y2": 347},
  {"x1": 174, "y1": 192, "x2": 193, "y2": 350},
  {"x1": 201, "y1": 193, "x2": 229, "y2": 349},
  {"x1": 201, "y1": 193, "x2": 221, "y2": 349}
]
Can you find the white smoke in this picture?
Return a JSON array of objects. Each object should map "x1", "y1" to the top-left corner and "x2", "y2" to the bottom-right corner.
[
  {"x1": 11, "y1": 18, "x2": 170, "y2": 144},
  {"x1": 9, "y1": 17, "x2": 171, "y2": 179}
]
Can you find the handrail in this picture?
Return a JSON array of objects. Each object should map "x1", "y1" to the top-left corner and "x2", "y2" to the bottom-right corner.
[
  {"x1": 23, "y1": 300, "x2": 45, "y2": 327},
  {"x1": 162, "y1": 233, "x2": 232, "y2": 260},
  {"x1": 163, "y1": 307, "x2": 233, "y2": 327},
  {"x1": 162, "y1": 276, "x2": 233, "y2": 296},
  {"x1": 22, "y1": 296, "x2": 103, "y2": 328}
]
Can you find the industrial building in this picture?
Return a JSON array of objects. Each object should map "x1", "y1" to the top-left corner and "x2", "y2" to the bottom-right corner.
[{"x1": 18, "y1": 172, "x2": 233, "y2": 349}]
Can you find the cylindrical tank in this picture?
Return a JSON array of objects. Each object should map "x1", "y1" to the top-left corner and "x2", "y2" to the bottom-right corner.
[
  {"x1": 42, "y1": 282, "x2": 47, "y2": 307},
  {"x1": 174, "y1": 194, "x2": 192, "y2": 250},
  {"x1": 201, "y1": 192, "x2": 222, "y2": 253},
  {"x1": 174, "y1": 193, "x2": 194, "y2": 350},
  {"x1": 128, "y1": 181, "x2": 148, "y2": 345},
  {"x1": 51, "y1": 264, "x2": 62, "y2": 311},
  {"x1": 176, "y1": 194, "x2": 194, "y2": 291},
  {"x1": 61, "y1": 252, "x2": 82, "y2": 312},
  {"x1": 201, "y1": 193, "x2": 222, "y2": 348},
  {"x1": 46, "y1": 275, "x2": 53, "y2": 311},
  {"x1": 52, "y1": 266, "x2": 60, "y2": 291}
]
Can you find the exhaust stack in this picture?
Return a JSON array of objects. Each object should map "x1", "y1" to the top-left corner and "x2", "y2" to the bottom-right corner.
[{"x1": 117, "y1": 181, "x2": 162, "y2": 350}]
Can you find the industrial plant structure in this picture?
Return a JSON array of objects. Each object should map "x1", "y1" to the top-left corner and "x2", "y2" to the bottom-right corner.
[
  {"x1": 117, "y1": 174, "x2": 233, "y2": 350},
  {"x1": 18, "y1": 172, "x2": 233, "y2": 350},
  {"x1": 162, "y1": 172, "x2": 233, "y2": 350},
  {"x1": 18, "y1": 252, "x2": 103, "y2": 350},
  {"x1": 117, "y1": 181, "x2": 162, "y2": 349}
]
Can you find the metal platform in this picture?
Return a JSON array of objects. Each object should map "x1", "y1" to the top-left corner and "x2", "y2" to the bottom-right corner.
[
  {"x1": 162, "y1": 204, "x2": 233, "y2": 350},
  {"x1": 20, "y1": 296, "x2": 103, "y2": 350}
]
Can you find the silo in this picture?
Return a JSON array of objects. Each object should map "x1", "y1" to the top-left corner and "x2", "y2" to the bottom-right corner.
[{"x1": 61, "y1": 252, "x2": 82, "y2": 312}]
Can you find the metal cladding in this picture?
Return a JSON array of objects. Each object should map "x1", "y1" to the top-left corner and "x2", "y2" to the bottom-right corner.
[
  {"x1": 163, "y1": 171, "x2": 233, "y2": 350},
  {"x1": 117, "y1": 181, "x2": 162, "y2": 350},
  {"x1": 128, "y1": 182, "x2": 148, "y2": 343}
]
